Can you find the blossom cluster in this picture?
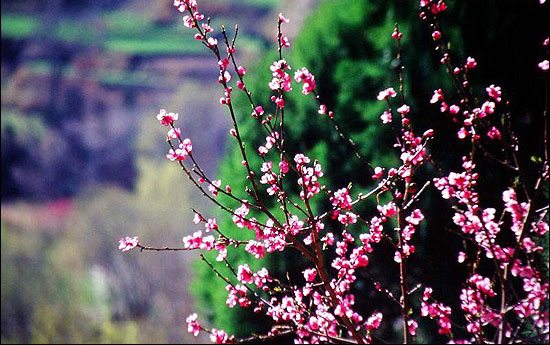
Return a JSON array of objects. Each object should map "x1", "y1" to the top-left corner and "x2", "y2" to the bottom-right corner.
[{"x1": 117, "y1": 1, "x2": 549, "y2": 344}]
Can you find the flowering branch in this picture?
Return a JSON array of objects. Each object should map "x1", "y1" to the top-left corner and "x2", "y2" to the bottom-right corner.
[{"x1": 118, "y1": 1, "x2": 549, "y2": 344}]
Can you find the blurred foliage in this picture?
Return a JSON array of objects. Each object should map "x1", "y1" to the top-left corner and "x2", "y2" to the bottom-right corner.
[
  {"x1": 1, "y1": 110, "x2": 48, "y2": 142},
  {"x1": 104, "y1": 37, "x2": 202, "y2": 56},
  {"x1": 0, "y1": 14, "x2": 39, "y2": 39},
  {"x1": 1, "y1": 110, "x2": 205, "y2": 343},
  {"x1": 1, "y1": 0, "x2": 274, "y2": 343},
  {"x1": 0, "y1": 11, "x2": 264, "y2": 57},
  {"x1": 231, "y1": 0, "x2": 278, "y2": 8},
  {"x1": 95, "y1": 69, "x2": 162, "y2": 88},
  {"x1": 1, "y1": 221, "x2": 140, "y2": 343}
]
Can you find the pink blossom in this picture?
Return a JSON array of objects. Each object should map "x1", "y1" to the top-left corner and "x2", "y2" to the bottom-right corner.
[
  {"x1": 173, "y1": 1, "x2": 190, "y2": 13},
  {"x1": 408, "y1": 319, "x2": 418, "y2": 336},
  {"x1": 380, "y1": 111, "x2": 392, "y2": 124},
  {"x1": 186, "y1": 313, "x2": 201, "y2": 336},
  {"x1": 253, "y1": 105, "x2": 264, "y2": 117},
  {"x1": 432, "y1": 30, "x2": 441, "y2": 40},
  {"x1": 237, "y1": 264, "x2": 254, "y2": 284},
  {"x1": 469, "y1": 274, "x2": 496, "y2": 296},
  {"x1": 258, "y1": 146, "x2": 268, "y2": 156},
  {"x1": 269, "y1": 60, "x2": 292, "y2": 93},
  {"x1": 232, "y1": 202, "x2": 250, "y2": 229},
  {"x1": 219, "y1": 70, "x2": 231, "y2": 84},
  {"x1": 167, "y1": 138, "x2": 192, "y2": 161},
  {"x1": 532, "y1": 221, "x2": 549, "y2": 235},
  {"x1": 481, "y1": 101, "x2": 495, "y2": 115},
  {"x1": 457, "y1": 127, "x2": 469, "y2": 139},
  {"x1": 252, "y1": 268, "x2": 270, "y2": 289},
  {"x1": 486, "y1": 84, "x2": 502, "y2": 102},
  {"x1": 245, "y1": 240, "x2": 266, "y2": 259},
  {"x1": 392, "y1": 28, "x2": 403, "y2": 40},
  {"x1": 281, "y1": 36, "x2": 291, "y2": 48},
  {"x1": 119, "y1": 236, "x2": 139, "y2": 252},
  {"x1": 437, "y1": 317, "x2": 452, "y2": 334},
  {"x1": 278, "y1": 13, "x2": 290, "y2": 23},
  {"x1": 294, "y1": 67, "x2": 316, "y2": 95},
  {"x1": 271, "y1": 95, "x2": 285, "y2": 109},
  {"x1": 331, "y1": 188, "x2": 353, "y2": 210},
  {"x1": 201, "y1": 23, "x2": 213, "y2": 34},
  {"x1": 377, "y1": 88, "x2": 397, "y2": 101},
  {"x1": 449, "y1": 104, "x2": 460, "y2": 114},
  {"x1": 303, "y1": 268, "x2": 317, "y2": 282},
  {"x1": 429, "y1": 0, "x2": 447, "y2": 14},
  {"x1": 365, "y1": 312, "x2": 383, "y2": 330},
  {"x1": 167, "y1": 127, "x2": 181, "y2": 139},
  {"x1": 338, "y1": 212, "x2": 357, "y2": 225},
  {"x1": 182, "y1": 15, "x2": 195, "y2": 29},
  {"x1": 156, "y1": 109, "x2": 178, "y2": 126},
  {"x1": 295, "y1": 155, "x2": 322, "y2": 199},
  {"x1": 372, "y1": 167, "x2": 384, "y2": 180},
  {"x1": 539, "y1": 60, "x2": 549, "y2": 71},
  {"x1": 226, "y1": 284, "x2": 247, "y2": 308},
  {"x1": 193, "y1": 12, "x2": 204, "y2": 21},
  {"x1": 208, "y1": 180, "x2": 222, "y2": 196},
  {"x1": 522, "y1": 237, "x2": 543, "y2": 253},
  {"x1": 397, "y1": 104, "x2": 411, "y2": 115},
  {"x1": 218, "y1": 58, "x2": 229, "y2": 70},
  {"x1": 207, "y1": 37, "x2": 218, "y2": 47},
  {"x1": 205, "y1": 218, "x2": 218, "y2": 232},
  {"x1": 464, "y1": 57, "x2": 477, "y2": 69},
  {"x1": 216, "y1": 246, "x2": 227, "y2": 261},
  {"x1": 423, "y1": 129, "x2": 435, "y2": 138},
  {"x1": 322, "y1": 233, "x2": 334, "y2": 246},
  {"x1": 378, "y1": 202, "x2": 397, "y2": 218},
  {"x1": 219, "y1": 86, "x2": 232, "y2": 105},
  {"x1": 210, "y1": 329, "x2": 229, "y2": 344},
  {"x1": 318, "y1": 104, "x2": 327, "y2": 115},
  {"x1": 487, "y1": 126, "x2": 501, "y2": 140},
  {"x1": 406, "y1": 209, "x2": 424, "y2": 226},
  {"x1": 182, "y1": 231, "x2": 215, "y2": 251},
  {"x1": 193, "y1": 213, "x2": 203, "y2": 224},
  {"x1": 431, "y1": 89, "x2": 444, "y2": 103},
  {"x1": 279, "y1": 160, "x2": 289, "y2": 174}
]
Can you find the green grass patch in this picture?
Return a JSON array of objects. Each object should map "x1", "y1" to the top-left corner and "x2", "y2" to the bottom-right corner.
[
  {"x1": 54, "y1": 20, "x2": 98, "y2": 43},
  {"x1": 1, "y1": 109, "x2": 48, "y2": 141},
  {"x1": 101, "y1": 11, "x2": 151, "y2": 34},
  {"x1": 1, "y1": 14, "x2": 39, "y2": 39},
  {"x1": 104, "y1": 37, "x2": 205, "y2": 56},
  {"x1": 212, "y1": 0, "x2": 279, "y2": 8},
  {"x1": 95, "y1": 69, "x2": 161, "y2": 87}
]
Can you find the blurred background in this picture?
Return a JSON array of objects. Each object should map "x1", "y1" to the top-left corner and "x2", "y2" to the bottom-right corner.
[
  {"x1": 1, "y1": 0, "x2": 313, "y2": 343},
  {"x1": 2, "y1": 0, "x2": 547, "y2": 344}
]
